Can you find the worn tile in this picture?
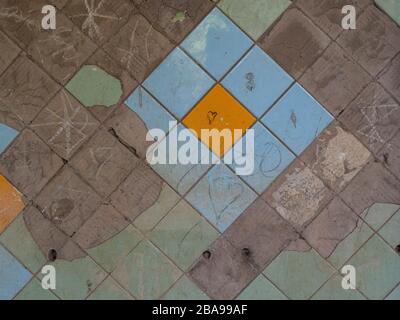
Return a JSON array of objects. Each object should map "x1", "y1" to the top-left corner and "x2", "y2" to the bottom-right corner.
[
  {"x1": 339, "y1": 82, "x2": 400, "y2": 154},
  {"x1": 224, "y1": 198, "x2": 298, "y2": 270},
  {"x1": 263, "y1": 248, "x2": 335, "y2": 300},
  {"x1": 181, "y1": 8, "x2": 252, "y2": 80},
  {"x1": 14, "y1": 277, "x2": 59, "y2": 300},
  {"x1": 0, "y1": 123, "x2": 18, "y2": 154},
  {"x1": 70, "y1": 128, "x2": 138, "y2": 197},
  {"x1": 378, "y1": 130, "x2": 400, "y2": 181},
  {"x1": 375, "y1": 0, "x2": 400, "y2": 25},
  {"x1": 189, "y1": 237, "x2": 259, "y2": 299},
  {"x1": 337, "y1": 6, "x2": 400, "y2": 77},
  {"x1": 222, "y1": 46, "x2": 294, "y2": 118},
  {"x1": 361, "y1": 202, "x2": 400, "y2": 231},
  {"x1": 143, "y1": 48, "x2": 214, "y2": 119},
  {"x1": 104, "y1": 13, "x2": 174, "y2": 82},
  {"x1": 379, "y1": 210, "x2": 400, "y2": 248},
  {"x1": 87, "y1": 276, "x2": 133, "y2": 300},
  {"x1": 112, "y1": 240, "x2": 182, "y2": 299},
  {"x1": 300, "y1": 43, "x2": 371, "y2": 116},
  {"x1": 0, "y1": 31, "x2": 20, "y2": 76},
  {"x1": 218, "y1": 0, "x2": 291, "y2": 40},
  {"x1": 31, "y1": 90, "x2": 99, "y2": 160},
  {"x1": 259, "y1": 8, "x2": 331, "y2": 79},
  {"x1": 379, "y1": 52, "x2": 400, "y2": 103},
  {"x1": 150, "y1": 200, "x2": 219, "y2": 270},
  {"x1": 0, "y1": 129, "x2": 64, "y2": 199},
  {"x1": 163, "y1": 276, "x2": 209, "y2": 300},
  {"x1": 300, "y1": 122, "x2": 371, "y2": 193}
]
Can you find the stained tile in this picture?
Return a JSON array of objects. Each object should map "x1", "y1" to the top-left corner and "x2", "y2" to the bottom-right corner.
[
  {"x1": 0, "y1": 31, "x2": 20, "y2": 76},
  {"x1": 337, "y1": 6, "x2": 400, "y2": 77},
  {"x1": 379, "y1": 52, "x2": 400, "y2": 103},
  {"x1": 222, "y1": 46, "x2": 293, "y2": 118},
  {"x1": 186, "y1": 164, "x2": 257, "y2": 232},
  {"x1": 14, "y1": 278, "x2": 59, "y2": 300},
  {"x1": 379, "y1": 210, "x2": 400, "y2": 248},
  {"x1": 112, "y1": 240, "x2": 182, "y2": 299},
  {"x1": 259, "y1": 8, "x2": 331, "y2": 79},
  {"x1": 0, "y1": 124, "x2": 18, "y2": 153},
  {"x1": 218, "y1": 0, "x2": 292, "y2": 40},
  {"x1": 375, "y1": 0, "x2": 400, "y2": 25},
  {"x1": 181, "y1": 8, "x2": 252, "y2": 80},
  {"x1": 143, "y1": 48, "x2": 214, "y2": 119},
  {"x1": 237, "y1": 274, "x2": 287, "y2": 300},
  {"x1": 262, "y1": 84, "x2": 333, "y2": 155},
  {"x1": 163, "y1": 276, "x2": 209, "y2": 300},
  {"x1": 300, "y1": 43, "x2": 371, "y2": 116},
  {"x1": 311, "y1": 274, "x2": 365, "y2": 300},
  {"x1": 87, "y1": 276, "x2": 133, "y2": 300},
  {"x1": 360, "y1": 203, "x2": 400, "y2": 231}
]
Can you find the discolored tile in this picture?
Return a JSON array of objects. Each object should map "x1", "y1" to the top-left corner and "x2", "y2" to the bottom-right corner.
[
  {"x1": 163, "y1": 276, "x2": 209, "y2": 300},
  {"x1": 378, "y1": 133, "x2": 400, "y2": 183},
  {"x1": 0, "y1": 123, "x2": 18, "y2": 153},
  {"x1": 237, "y1": 274, "x2": 287, "y2": 300},
  {"x1": 379, "y1": 52, "x2": 400, "y2": 103},
  {"x1": 258, "y1": 8, "x2": 331, "y2": 79},
  {"x1": 311, "y1": 274, "x2": 365, "y2": 300},
  {"x1": 300, "y1": 43, "x2": 371, "y2": 116},
  {"x1": 0, "y1": 31, "x2": 20, "y2": 76},
  {"x1": 360, "y1": 202, "x2": 400, "y2": 231},
  {"x1": 375, "y1": 0, "x2": 400, "y2": 25},
  {"x1": 87, "y1": 276, "x2": 133, "y2": 300}
]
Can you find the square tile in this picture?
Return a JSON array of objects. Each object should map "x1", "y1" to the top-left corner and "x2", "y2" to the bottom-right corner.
[
  {"x1": 229, "y1": 122, "x2": 295, "y2": 194},
  {"x1": 163, "y1": 276, "x2": 209, "y2": 300},
  {"x1": 360, "y1": 203, "x2": 400, "y2": 231},
  {"x1": 379, "y1": 52, "x2": 400, "y2": 103},
  {"x1": 112, "y1": 240, "x2": 182, "y2": 299},
  {"x1": 31, "y1": 90, "x2": 99, "y2": 160},
  {"x1": 87, "y1": 276, "x2": 133, "y2": 300},
  {"x1": 378, "y1": 130, "x2": 400, "y2": 180},
  {"x1": 0, "y1": 124, "x2": 18, "y2": 153},
  {"x1": 386, "y1": 284, "x2": 400, "y2": 300},
  {"x1": 337, "y1": 6, "x2": 400, "y2": 77},
  {"x1": 300, "y1": 43, "x2": 371, "y2": 116},
  {"x1": 150, "y1": 200, "x2": 219, "y2": 270},
  {"x1": 222, "y1": 46, "x2": 293, "y2": 118},
  {"x1": 0, "y1": 244, "x2": 32, "y2": 300},
  {"x1": 181, "y1": 7, "x2": 253, "y2": 80},
  {"x1": 186, "y1": 164, "x2": 257, "y2": 232},
  {"x1": 218, "y1": 0, "x2": 292, "y2": 40},
  {"x1": 379, "y1": 211, "x2": 400, "y2": 249},
  {"x1": 0, "y1": 31, "x2": 20, "y2": 76},
  {"x1": 182, "y1": 84, "x2": 256, "y2": 157},
  {"x1": 14, "y1": 278, "x2": 59, "y2": 300},
  {"x1": 375, "y1": 0, "x2": 400, "y2": 25},
  {"x1": 262, "y1": 83, "x2": 333, "y2": 155},
  {"x1": 259, "y1": 8, "x2": 331, "y2": 79},
  {"x1": 311, "y1": 274, "x2": 366, "y2": 300},
  {"x1": 237, "y1": 274, "x2": 287, "y2": 300},
  {"x1": 143, "y1": 48, "x2": 214, "y2": 119}
]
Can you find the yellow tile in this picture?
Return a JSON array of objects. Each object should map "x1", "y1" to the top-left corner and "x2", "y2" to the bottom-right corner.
[
  {"x1": 0, "y1": 175, "x2": 25, "y2": 233},
  {"x1": 182, "y1": 84, "x2": 255, "y2": 157}
]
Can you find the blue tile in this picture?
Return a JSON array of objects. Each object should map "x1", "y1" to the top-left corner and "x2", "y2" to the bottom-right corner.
[
  {"x1": 143, "y1": 48, "x2": 214, "y2": 120},
  {"x1": 222, "y1": 46, "x2": 293, "y2": 117},
  {"x1": 186, "y1": 164, "x2": 257, "y2": 232},
  {"x1": 0, "y1": 245, "x2": 32, "y2": 300},
  {"x1": 125, "y1": 86, "x2": 175, "y2": 135},
  {"x1": 227, "y1": 122, "x2": 295, "y2": 194},
  {"x1": 261, "y1": 84, "x2": 333, "y2": 155},
  {"x1": 0, "y1": 124, "x2": 18, "y2": 154},
  {"x1": 181, "y1": 8, "x2": 253, "y2": 80}
]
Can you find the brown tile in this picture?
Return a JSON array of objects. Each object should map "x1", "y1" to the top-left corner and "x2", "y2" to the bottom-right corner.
[
  {"x1": 31, "y1": 90, "x2": 99, "y2": 160},
  {"x1": 0, "y1": 31, "x2": 20, "y2": 76},
  {"x1": 0, "y1": 56, "x2": 60, "y2": 127},
  {"x1": 70, "y1": 128, "x2": 138, "y2": 197},
  {"x1": 300, "y1": 42, "x2": 371, "y2": 116},
  {"x1": 103, "y1": 13, "x2": 173, "y2": 82},
  {"x1": 296, "y1": 0, "x2": 371, "y2": 39},
  {"x1": 339, "y1": 82, "x2": 400, "y2": 154},
  {"x1": 188, "y1": 237, "x2": 259, "y2": 299},
  {"x1": 0, "y1": 129, "x2": 63, "y2": 199},
  {"x1": 262, "y1": 160, "x2": 334, "y2": 230},
  {"x1": 50, "y1": 0, "x2": 68, "y2": 9},
  {"x1": 303, "y1": 197, "x2": 358, "y2": 258},
  {"x1": 35, "y1": 166, "x2": 102, "y2": 237},
  {"x1": 337, "y1": 6, "x2": 400, "y2": 77},
  {"x1": 300, "y1": 122, "x2": 372, "y2": 193},
  {"x1": 377, "y1": 130, "x2": 400, "y2": 182},
  {"x1": 133, "y1": 0, "x2": 215, "y2": 43},
  {"x1": 340, "y1": 162, "x2": 400, "y2": 215},
  {"x1": 64, "y1": 0, "x2": 134, "y2": 45},
  {"x1": 224, "y1": 198, "x2": 298, "y2": 270},
  {"x1": 258, "y1": 8, "x2": 330, "y2": 79},
  {"x1": 27, "y1": 13, "x2": 97, "y2": 84},
  {"x1": 379, "y1": 52, "x2": 400, "y2": 103}
]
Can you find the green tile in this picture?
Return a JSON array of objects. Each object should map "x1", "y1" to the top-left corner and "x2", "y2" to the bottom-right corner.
[
  {"x1": 0, "y1": 215, "x2": 46, "y2": 273},
  {"x1": 237, "y1": 274, "x2": 287, "y2": 300},
  {"x1": 88, "y1": 276, "x2": 133, "y2": 300},
  {"x1": 111, "y1": 240, "x2": 181, "y2": 299},
  {"x1": 263, "y1": 249, "x2": 335, "y2": 300},
  {"x1": 375, "y1": 0, "x2": 400, "y2": 25},
  {"x1": 312, "y1": 274, "x2": 365, "y2": 300},
  {"x1": 361, "y1": 203, "x2": 399, "y2": 231},
  {"x1": 87, "y1": 224, "x2": 143, "y2": 273},
  {"x1": 348, "y1": 235, "x2": 400, "y2": 300},
  {"x1": 14, "y1": 278, "x2": 59, "y2": 300},
  {"x1": 379, "y1": 210, "x2": 400, "y2": 248},
  {"x1": 218, "y1": 0, "x2": 292, "y2": 40},
  {"x1": 385, "y1": 284, "x2": 400, "y2": 300},
  {"x1": 163, "y1": 276, "x2": 209, "y2": 300},
  {"x1": 150, "y1": 200, "x2": 219, "y2": 270}
]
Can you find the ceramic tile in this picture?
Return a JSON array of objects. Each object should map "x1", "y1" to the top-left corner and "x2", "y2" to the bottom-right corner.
[
  {"x1": 360, "y1": 203, "x2": 400, "y2": 231},
  {"x1": 0, "y1": 124, "x2": 18, "y2": 153},
  {"x1": 237, "y1": 274, "x2": 287, "y2": 300},
  {"x1": 386, "y1": 284, "x2": 400, "y2": 300},
  {"x1": 87, "y1": 276, "x2": 133, "y2": 300},
  {"x1": 375, "y1": 0, "x2": 400, "y2": 25},
  {"x1": 379, "y1": 211, "x2": 400, "y2": 248},
  {"x1": 311, "y1": 274, "x2": 365, "y2": 300},
  {"x1": 14, "y1": 278, "x2": 59, "y2": 300},
  {"x1": 163, "y1": 276, "x2": 209, "y2": 300}
]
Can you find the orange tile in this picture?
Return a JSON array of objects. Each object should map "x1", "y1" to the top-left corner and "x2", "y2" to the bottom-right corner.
[
  {"x1": 182, "y1": 84, "x2": 255, "y2": 157},
  {"x1": 0, "y1": 175, "x2": 25, "y2": 234}
]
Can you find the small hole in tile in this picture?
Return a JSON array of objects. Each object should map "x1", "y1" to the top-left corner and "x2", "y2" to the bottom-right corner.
[
  {"x1": 202, "y1": 250, "x2": 211, "y2": 259},
  {"x1": 395, "y1": 244, "x2": 400, "y2": 255},
  {"x1": 48, "y1": 249, "x2": 57, "y2": 262},
  {"x1": 242, "y1": 248, "x2": 251, "y2": 257}
]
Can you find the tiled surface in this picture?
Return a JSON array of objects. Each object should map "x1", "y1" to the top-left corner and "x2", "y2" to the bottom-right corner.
[{"x1": 1, "y1": 0, "x2": 399, "y2": 300}]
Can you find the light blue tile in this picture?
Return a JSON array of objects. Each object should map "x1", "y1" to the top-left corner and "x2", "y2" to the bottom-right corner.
[
  {"x1": 0, "y1": 124, "x2": 18, "y2": 154},
  {"x1": 125, "y1": 86, "x2": 175, "y2": 135},
  {"x1": 228, "y1": 122, "x2": 295, "y2": 194},
  {"x1": 386, "y1": 284, "x2": 400, "y2": 300},
  {"x1": 181, "y1": 8, "x2": 253, "y2": 80},
  {"x1": 222, "y1": 46, "x2": 293, "y2": 117},
  {"x1": 0, "y1": 245, "x2": 32, "y2": 300},
  {"x1": 186, "y1": 164, "x2": 257, "y2": 232},
  {"x1": 143, "y1": 48, "x2": 214, "y2": 119},
  {"x1": 261, "y1": 83, "x2": 333, "y2": 155}
]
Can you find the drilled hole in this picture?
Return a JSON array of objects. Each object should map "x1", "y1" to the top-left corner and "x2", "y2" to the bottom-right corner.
[
  {"x1": 48, "y1": 249, "x2": 57, "y2": 262},
  {"x1": 242, "y1": 248, "x2": 251, "y2": 257},
  {"x1": 202, "y1": 250, "x2": 211, "y2": 259}
]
